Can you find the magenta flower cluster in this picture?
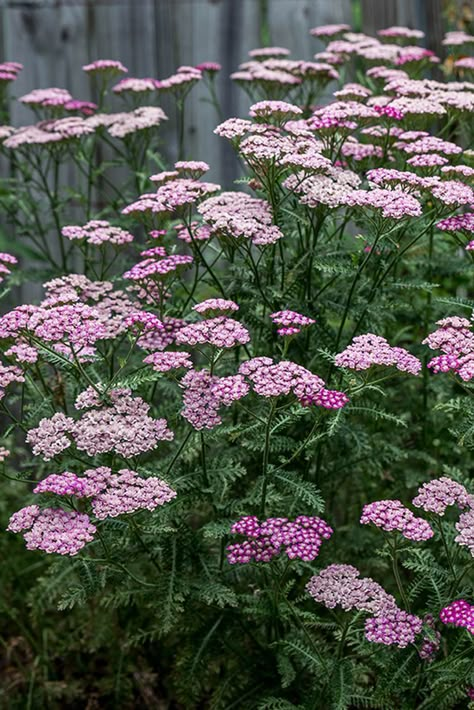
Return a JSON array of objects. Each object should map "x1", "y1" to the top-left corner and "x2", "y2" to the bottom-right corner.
[
  {"x1": 269, "y1": 310, "x2": 315, "y2": 337},
  {"x1": 227, "y1": 515, "x2": 333, "y2": 564},
  {"x1": 439, "y1": 600, "x2": 474, "y2": 635}
]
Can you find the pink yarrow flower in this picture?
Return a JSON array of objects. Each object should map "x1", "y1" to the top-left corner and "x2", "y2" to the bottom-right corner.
[
  {"x1": 360, "y1": 500, "x2": 434, "y2": 541},
  {"x1": 412, "y1": 477, "x2": 474, "y2": 515},
  {"x1": 7, "y1": 505, "x2": 96, "y2": 556},
  {"x1": 335, "y1": 334, "x2": 422, "y2": 375},
  {"x1": 227, "y1": 515, "x2": 333, "y2": 564},
  {"x1": 440, "y1": 600, "x2": 474, "y2": 635},
  {"x1": 62, "y1": 220, "x2": 134, "y2": 246},
  {"x1": 270, "y1": 310, "x2": 315, "y2": 336}
]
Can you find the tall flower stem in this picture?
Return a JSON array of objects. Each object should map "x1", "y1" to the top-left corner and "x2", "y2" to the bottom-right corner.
[{"x1": 260, "y1": 399, "x2": 276, "y2": 517}]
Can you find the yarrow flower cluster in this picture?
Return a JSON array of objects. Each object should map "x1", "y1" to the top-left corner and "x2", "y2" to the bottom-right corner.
[
  {"x1": 143, "y1": 351, "x2": 193, "y2": 372},
  {"x1": 239, "y1": 357, "x2": 348, "y2": 409},
  {"x1": 7, "y1": 505, "x2": 96, "y2": 556},
  {"x1": 307, "y1": 564, "x2": 422, "y2": 648},
  {"x1": 192, "y1": 299, "x2": 239, "y2": 314},
  {"x1": 176, "y1": 317, "x2": 250, "y2": 349},
  {"x1": 412, "y1": 477, "x2": 474, "y2": 515},
  {"x1": 439, "y1": 600, "x2": 474, "y2": 635},
  {"x1": 361, "y1": 500, "x2": 434, "y2": 541},
  {"x1": 269, "y1": 310, "x2": 315, "y2": 336},
  {"x1": 62, "y1": 220, "x2": 134, "y2": 246},
  {"x1": 423, "y1": 316, "x2": 474, "y2": 381},
  {"x1": 0, "y1": 252, "x2": 17, "y2": 283},
  {"x1": 227, "y1": 515, "x2": 333, "y2": 563},
  {"x1": 198, "y1": 192, "x2": 283, "y2": 246},
  {"x1": 335, "y1": 334, "x2": 422, "y2": 375},
  {"x1": 180, "y1": 368, "x2": 249, "y2": 430}
]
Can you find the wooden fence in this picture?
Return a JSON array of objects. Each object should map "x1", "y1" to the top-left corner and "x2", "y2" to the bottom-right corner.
[{"x1": 0, "y1": 0, "x2": 457, "y2": 185}]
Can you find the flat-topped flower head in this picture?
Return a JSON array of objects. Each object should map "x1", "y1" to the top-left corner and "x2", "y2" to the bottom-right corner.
[
  {"x1": 440, "y1": 600, "x2": 474, "y2": 635},
  {"x1": 455, "y1": 510, "x2": 474, "y2": 557},
  {"x1": 192, "y1": 299, "x2": 239, "y2": 315},
  {"x1": 413, "y1": 477, "x2": 474, "y2": 515},
  {"x1": 377, "y1": 26, "x2": 425, "y2": 40},
  {"x1": 174, "y1": 160, "x2": 210, "y2": 177},
  {"x1": 34, "y1": 471, "x2": 102, "y2": 498},
  {"x1": 123, "y1": 178, "x2": 220, "y2": 219},
  {"x1": 195, "y1": 61, "x2": 221, "y2": 73},
  {"x1": 19, "y1": 87, "x2": 73, "y2": 108},
  {"x1": 335, "y1": 334, "x2": 422, "y2": 375},
  {"x1": 227, "y1": 515, "x2": 333, "y2": 564},
  {"x1": 176, "y1": 316, "x2": 250, "y2": 349},
  {"x1": 7, "y1": 506, "x2": 96, "y2": 556},
  {"x1": 107, "y1": 106, "x2": 168, "y2": 138},
  {"x1": 143, "y1": 351, "x2": 193, "y2": 372},
  {"x1": 62, "y1": 220, "x2": 134, "y2": 246},
  {"x1": 249, "y1": 101, "x2": 302, "y2": 123},
  {"x1": 198, "y1": 192, "x2": 283, "y2": 246},
  {"x1": 364, "y1": 610, "x2": 423, "y2": 648},
  {"x1": 270, "y1": 310, "x2": 315, "y2": 336},
  {"x1": 123, "y1": 254, "x2": 193, "y2": 282},
  {"x1": 248, "y1": 47, "x2": 291, "y2": 59},
  {"x1": 83, "y1": 59, "x2": 128, "y2": 75},
  {"x1": 88, "y1": 468, "x2": 176, "y2": 520},
  {"x1": 307, "y1": 564, "x2": 397, "y2": 615},
  {"x1": 361, "y1": 500, "x2": 434, "y2": 541},
  {"x1": 112, "y1": 77, "x2": 158, "y2": 94},
  {"x1": 180, "y1": 368, "x2": 249, "y2": 430},
  {"x1": 123, "y1": 311, "x2": 163, "y2": 332},
  {"x1": 310, "y1": 24, "x2": 351, "y2": 38},
  {"x1": 424, "y1": 316, "x2": 474, "y2": 381}
]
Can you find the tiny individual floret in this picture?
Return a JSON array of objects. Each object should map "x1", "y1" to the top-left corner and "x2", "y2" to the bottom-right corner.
[
  {"x1": 227, "y1": 515, "x2": 333, "y2": 564},
  {"x1": 412, "y1": 477, "x2": 474, "y2": 515},
  {"x1": 440, "y1": 600, "x2": 474, "y2": 635},
  {"x1": 192, "y1": 299, "x2": 239, "y2": 315},
  {"x1": 361, "y1": 500, "x2": 433, "y2": 541}
]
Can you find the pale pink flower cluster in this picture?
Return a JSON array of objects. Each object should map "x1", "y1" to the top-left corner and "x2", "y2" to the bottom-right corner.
[
  {"x1": 34, "y1": 471, "x2": 100, "y2": 497},
  {"x1": 454, "y1": 57, "x2": 474, "y2": 71},
  {"x1": 62, "y1": 220, "x2": 134, "y2": 246},
  {"x1": 424, "y1": 316, "x2": 474, "y2": 381},
  {"x1": 310, "y1": 24, "x2": 351, "y2": 38},
  {"x1": 248, "y1": 47, "x2": 291, "y2": 58},
  {"x1": 123, "y1": 178, "x2": 220, "y2": 217},
  {"x1": 143, "y1": 351, "x2": 192, "y2": 372},
  {"x1": 269, "y1": 310, "x2": 315, "y2": 336},
  {"x1": 180, "y1": 368, "x2": 249, "y2": 429},
  {"x1": 26, "y1": 412, "x2": 75, "y2": 460},
  {"x1": 0, "y1": 362, "x2": 25, "y2": 400},
  {"x1": 406, "y1": 154, "x2": 448, "y2": 168},
  {"x1": 175, "y1": 221, "x2": 212, "y2": 243},
  {"x1": 73, "y1": 389, "x2": 173, "y2": 457},
  {"x1": 0, "y1": 446, "x2": 10, "y2": 462},
  {"x1": 249, "y1": 100, "x2": 302, "y2": 120},
  {"x1": 440, "y1": 600, "x2": 474, "y2": 635},
  {"x1": 195, "y1": 62, "x2": 221, "y2": 73},
  {"x1": 377, "y1": 27, "x2": 424, "y2": 40},
  {"x1": 156, "y1": 66, "x2": 202, "y2": 93},
  {"x1": 27, "y1": 389, "x2": 173, "y2": 460},
  {"x1": 137, "y1": 316, "x2": 185, "y2": 351},
  {"x1": 443, "y1": 31, "x2": 474, "y2": 46},
  {"x1": 176, "y1": 316, "x2": 250, "y2": 349},
  {"x1": 307, "y1": 564, "x2": 422, "y2": 648},
  {"x1": 83, "y1": 59, "x2": 128, "y2": 75},
  {"x1": 7, "y1": 505, "x2": 96, "y2": 556},
  {"x1": 198, "y1": 192, "x2": 283, "y2": 246},
  {"x1": 123, "y1": 311, "x2": 163, "y2": 332},
  {"x1": 227, "y1": 515, "x2": 333, "y2": 564},
  {"x1": 107, "y1": 106, "x2": 168, "y2": 138},
  {"x1": 123, "y1": 254, "x2": 193, "y2": 282},
  {"x1": 112, "y1": 77, "x2": 158, "y2": 94},
  {"x1": 455, "y1": 510, "x2": 474, "y2": 557},
  {"x1": 84, "y1": 467, "x2": 176, "y2": 519},
  {"x1": 0, "y1": 252, "x2": 17, "y2": 284},
  {"x1": 413, "y1": 477, "x2": 474, "y2": 515},
  {"x1": 239, "y1": 357, "x2": 348, "y2": 409},
  {"x1": 0, "y1": 61, "x2": 23, "y2": 82},
  {"x1": 335, "y1": 334, "x2": 422, "y2": 375},
  {"x1": 19, "y1": 87, "x2": 72, "y2": 107},
  {"x1": 192, "y1": 299, "x2": 239, "y2": 314},
  {"x1": 360, "y1": 500, "x2": 434, "y2": 541},
  {"x1": 174, "y1": 160, "x2": 210, "y2": 176}
]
